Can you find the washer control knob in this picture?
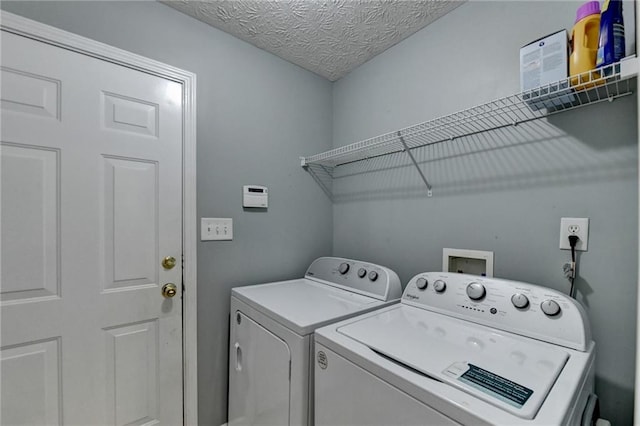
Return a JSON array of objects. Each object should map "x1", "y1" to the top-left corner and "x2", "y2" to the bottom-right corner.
[
  {"x1": 466, "y1": 282, "x2": 486, "y2": 300},
  {"x1": 540, "y1": 300, "x2": 561, "y2": 317},
  {"x1": 511, "y1": 293, "x2": 530, "y2": 309},
  {"x1": 416, "y1": 278, "x2": 428, "y2": 290},
  {"x1": 433, "y1": 280, "x2": 446, "y2": 293},
  {"x1": 357, "y1": 268, "x2": 367, "y2": 278},
  {"x1": 368, "y1": 271, "x2": 379, "y2": 281},
  {"x1": 338, "y1": 263, "x2": 350, "y2": 275}
]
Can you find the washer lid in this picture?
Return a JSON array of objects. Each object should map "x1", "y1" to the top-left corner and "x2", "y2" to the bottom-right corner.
[
  {"x1": 337, "y1": 305, "x2": 570, "y2": 420},
  {"x1": 232, "y1": 279, "x2": 385, "y2": 335}
]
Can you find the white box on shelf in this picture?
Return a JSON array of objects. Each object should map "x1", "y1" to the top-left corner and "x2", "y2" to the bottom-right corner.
[
  {"x1": 520, "y1": 30, "x2": 574, "y2": 111},
  {"x1": 520, "y1": 30, "x2": 568, "y2": 91}
]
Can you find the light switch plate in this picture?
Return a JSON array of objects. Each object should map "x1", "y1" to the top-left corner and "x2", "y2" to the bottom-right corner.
[{"x1": 201, "y1": 218, "x2": 233, "y2": 241}]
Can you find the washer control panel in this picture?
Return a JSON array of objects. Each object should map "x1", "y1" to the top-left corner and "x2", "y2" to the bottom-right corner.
[
  {"x1": 403, "y1": 272, "x2": 591, "y2": 351},
  {"x1": 305, "y1": 257, "x2": 402, "y2": 301}
]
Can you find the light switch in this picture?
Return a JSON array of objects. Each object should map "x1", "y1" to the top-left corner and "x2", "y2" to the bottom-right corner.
[{"x1": 201, "y1": 218, "x2": 233, "y2": 241}]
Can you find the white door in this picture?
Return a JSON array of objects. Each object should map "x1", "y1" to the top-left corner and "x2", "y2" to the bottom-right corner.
[
  {"x1": 1, "y1": 30, "x2": 184, "y2": 425},
  {"x1": 229, "y1": 311, "x2": 291, "y2": 426}
]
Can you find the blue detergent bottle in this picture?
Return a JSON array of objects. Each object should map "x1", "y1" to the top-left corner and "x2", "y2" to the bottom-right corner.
[{"x1": 596, "y1": 0, "x2": 625, "y2": 69}]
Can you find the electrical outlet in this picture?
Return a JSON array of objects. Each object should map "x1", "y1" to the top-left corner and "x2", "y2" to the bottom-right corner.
[
  {"x1": 201, "y1": 218, "x2": 233, "y2": 241},
  {"x1": 559, "y1": 217, "x2": 588, "y2": 251},
  {"x1": 568, "y1": 224, "x2": 580, "y2": 234}
]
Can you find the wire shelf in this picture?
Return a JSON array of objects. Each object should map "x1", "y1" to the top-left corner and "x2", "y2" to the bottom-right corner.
[{"x1": 301, "y1": 57, "x2": 637, "y2": 197}]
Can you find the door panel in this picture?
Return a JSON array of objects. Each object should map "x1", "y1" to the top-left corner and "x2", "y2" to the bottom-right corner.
[
  {"x1": 103, "y1": 156, "x2": 158, "y2": 290},
  {"x1": 105, "y1": 321, "x2": 159, "y2": 426},
  {"x1": 1, "y1": 143, "x2": 59, "y2": 301},
  {"x1": 229, "y1": 311, "x2": 291, "y2": 426},
  {"x1": 1, "y1": 30, "x2": 183, "y2": 425},
  {"x1": 0, "y1": 338, "x2": 62, "y2": 425},
  {"x1": 0, "y1": 67, "x2": 61, "y2": 120},
  {"x1": 102, "y1": 92, "x2": 159, "y2": 138}
]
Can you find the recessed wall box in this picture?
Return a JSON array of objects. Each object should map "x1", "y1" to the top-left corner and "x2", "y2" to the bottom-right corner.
[
  {"x1": 243, "y1": 185, "x2": 268, "y2": 208},
  {"x1": 443, "y1": 248, "x2": 494, "y2": 277}
]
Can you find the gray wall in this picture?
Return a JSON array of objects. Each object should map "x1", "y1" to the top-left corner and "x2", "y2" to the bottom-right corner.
[
  {"x1": 3, "y1": 0, "x2": 638, "y2": 424},
  {"x1": 0, "y1": 2, "x2": 333, "y2": 425},
  {"x1": 332, "y1": 1, "x2": 637, "y2": 424}
]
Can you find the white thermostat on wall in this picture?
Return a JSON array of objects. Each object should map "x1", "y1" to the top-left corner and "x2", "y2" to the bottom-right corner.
[{"x1": 243, "y1": 185, "x2": 268, "y2": 208}]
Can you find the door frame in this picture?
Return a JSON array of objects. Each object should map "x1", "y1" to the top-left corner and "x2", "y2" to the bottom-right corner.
[
  {"x1": 0, "y1": 12, "x2": 199, "y2": 425},
  {"x1": 636, "y1": 1, "x2": 640, "y2": 424}
]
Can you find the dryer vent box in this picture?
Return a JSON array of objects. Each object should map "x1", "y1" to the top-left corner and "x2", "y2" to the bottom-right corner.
[
  {"x1": 443, "y1": 248, "x2": 494, "y2": 277},
  {"x1": 243, "y1": 185, "x2": 268, "y2": 208}
]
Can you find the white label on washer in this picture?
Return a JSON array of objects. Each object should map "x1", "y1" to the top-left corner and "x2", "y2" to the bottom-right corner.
[{"x1": 447, "y1": 363, "x2": 533, "y2": 408}]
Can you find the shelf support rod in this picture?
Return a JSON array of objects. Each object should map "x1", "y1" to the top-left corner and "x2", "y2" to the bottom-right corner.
[
  {"x1": 302, "y1": 163, "x2": 333, "y2": 201},
  {"x1": 397, "y1": 131, "x2": 433, "y2": 197}
]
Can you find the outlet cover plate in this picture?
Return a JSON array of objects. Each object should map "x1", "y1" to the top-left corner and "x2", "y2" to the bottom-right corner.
[
  {"x1": 559, "y1": 217, "x2": 588, "y2": 251},
  {"x1": 201, "y1": 218, "x2": 233, "y2": 241}
]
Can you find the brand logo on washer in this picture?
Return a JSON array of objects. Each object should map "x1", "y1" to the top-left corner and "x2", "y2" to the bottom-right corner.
[
  {"x1": 405, "y1": 293, "x2": 419, "y2": 300},
  {"x1": 317, "y1": 351, "x2": 328, "y2": 369}
]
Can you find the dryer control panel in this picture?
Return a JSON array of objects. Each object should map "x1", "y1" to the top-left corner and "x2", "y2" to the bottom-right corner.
[
  {"x1": 305, "y1": 257, "x2": 402, "y2": 302},
  {"x1": 402, "y1": 272, "x2": 591, "y2": 351}
]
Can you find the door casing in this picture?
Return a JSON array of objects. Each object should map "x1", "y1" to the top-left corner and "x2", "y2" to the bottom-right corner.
[{"x1": 0, "y1": 12, "x2": 199, "y2": 425}]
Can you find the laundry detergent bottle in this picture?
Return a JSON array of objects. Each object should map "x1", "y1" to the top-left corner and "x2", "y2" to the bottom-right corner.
[
  {"x1": 596, "y1": 0, "x2": 625, "y2": 69},
  {"x1": 569, "y1": 1, "x2": 601, "y2": 86}
]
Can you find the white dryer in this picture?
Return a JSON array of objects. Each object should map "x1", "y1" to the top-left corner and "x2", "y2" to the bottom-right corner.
[
  {"x1": 228, "y1": 257, "x2": 402, "y2": 426},
  {"x1": 314, "y1": 272, "x2": 596, "y2": 425}
]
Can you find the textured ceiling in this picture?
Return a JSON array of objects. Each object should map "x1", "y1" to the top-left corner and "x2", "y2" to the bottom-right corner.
[{"x1": 162, "y1": 1, "x2": 464, "y2": 81}]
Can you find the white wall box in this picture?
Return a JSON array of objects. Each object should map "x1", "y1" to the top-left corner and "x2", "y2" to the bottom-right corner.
[{"x1": 443, "y1": 248, "x2": 494, "y2": 277}]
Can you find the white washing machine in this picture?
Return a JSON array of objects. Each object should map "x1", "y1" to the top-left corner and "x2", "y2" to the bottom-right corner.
[
  {"x1": 228, "y1": 257, "x2": 402, "y2": 426},
  {"x1": 314, "y1": 272, "x2": 597, "y2": 425}
]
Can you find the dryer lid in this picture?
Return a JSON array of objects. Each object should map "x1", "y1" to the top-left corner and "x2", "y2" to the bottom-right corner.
[
  {"x1": 233, "y1": 279, "x2": 385, "y2": 335},
  {"x1": 337, "y1": 305, "x2": 570, "y2": 420}
]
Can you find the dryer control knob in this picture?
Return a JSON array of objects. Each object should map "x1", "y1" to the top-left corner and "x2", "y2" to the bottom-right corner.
[
  {"x1": 357, "y1": 268, "x2": 367, "y2": 278},
  {"x1": 368, "y1": 271, "x2": 379, "y2": 281},
  {"x1": 540, "y1": 300, "x2": 561, "y2": 316},
  {"x1": 433, "y1": 280, "x2": 446, "y2": 293},
  {"x1": 511, "y1": 293, "x2": 530, "y2": 309},
  {"x1": 339, "y1": 263, "x2": 350, "y2": 274},
  {"x1": 466, "y1": 282, "x2": 486, "y2": 300},
  {"x1": 416, "y1": 278, "x2": 428, "y2": 290}
]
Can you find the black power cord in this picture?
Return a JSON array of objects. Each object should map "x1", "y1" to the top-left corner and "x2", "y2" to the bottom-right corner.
[{"x1": 568, "y1": 235, "x2": 579, "y2": 298}]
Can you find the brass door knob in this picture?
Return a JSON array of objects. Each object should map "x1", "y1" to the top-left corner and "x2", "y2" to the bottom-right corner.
[
  {"x1": 162, "y1": 256, "x2": 177, "y2": 270},
  {"x1": 162, "y1": 283, "x2": 178, "y2": 298}
]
